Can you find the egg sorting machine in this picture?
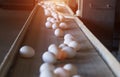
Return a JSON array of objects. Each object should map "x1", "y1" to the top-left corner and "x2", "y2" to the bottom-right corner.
[{"x1": 0, "y1": 1, "x2": 120, "y2": 77}]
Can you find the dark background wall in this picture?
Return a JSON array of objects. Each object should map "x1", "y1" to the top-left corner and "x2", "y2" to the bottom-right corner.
[
  {"x1": 80, "y1": 0, "x2": 117, "y2": 52},
  {"x1": 0, "y1": 0, "x2": 36, "y2": 9}
]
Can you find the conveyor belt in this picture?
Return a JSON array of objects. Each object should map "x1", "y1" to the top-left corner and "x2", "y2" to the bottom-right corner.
[
  {"x1": 0, "y1": 2, "x2": 120, "y2": 77},
  {"x1": 0, "y1": 8, "x2": 30, "y2": 64}
]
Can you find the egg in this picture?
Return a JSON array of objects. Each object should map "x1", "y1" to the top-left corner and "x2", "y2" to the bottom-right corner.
[
  {"x1": 59, "y1": 43, "x2": 68, "y2": 48},
  {"x1": 58, "y1": 14, "x2": 65, "y2": 21},
  {"x1": 47, "y1": 17, "x2": 52, "y2": 22},
  {"x1": 50, "y1": 18, "x2": 57, "y2": 23},
  {"x1": 64, "y1": 34, "x2": 74, "y2": 40},
  {"x1": 42, "y1": 51, "x2": 57, "y2": 64},
  {"x1": 52, "y1": 23, "x2": 59, "y2": 30},
  {"x1": 54, "y1": 67, "x2": 70, "y2": 77},
  {"x1": 56, "y1": 5, "x2": 63, "y2": 11},
  {"x1": 45, "y1": 21, "x2": 52, "y2": 29},
  {"x1": 52, "y1": 12, "x2": 58, "y2": 20},
  {"x1": 72, "y1": 75, "x2": 81, "y2": 77},
  {"x1": 48, "y1": 44, "x2": 60, "y2": 56},
  {"x1": 42, "y1": 5, "x2": 47, "y2": 9},
  {"x1": 63, "y1": 39, "x2": 73, "y2": 45},
  {"x1": 54, "y1": 28, "x2": 64, "y2": 37},
  {"x1": 61, "y1": 46, "x2": 76, "y2": 58},
  {"x1": 57, "y1": 50, "x2": 67, "y2": 60},
  {"x1": 40, "y1": 63, "x2": 55, "y2": 72},
  {"x1": 44, "y1": 9, "x2": 51, "y2": 16},
  {"x1": 19, "y1": 45, "x2": 35, "y2": 58},
  {"x1": 59, "y1": 22, "x2": 68, "y2": 29},
  {"x1": 68, "y1": 41, "x2": 81, "y2": 51},
  {"x1": 63, "y1": 64, "x2": 78, "y2": 76},
  {"x1": 40, "y1": 70, "x2": 57, "y2": 77},
  {"x1": 76, "y1": 10, "x2": 81, "y2": 16}
]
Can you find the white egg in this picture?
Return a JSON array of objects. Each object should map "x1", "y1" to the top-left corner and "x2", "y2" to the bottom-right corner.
[
  {"x1": 61, "y1": 46, "x2": 76, "y2": 58},
  {"x1": 63, "y1": 39, "x2": 73, "y2": 45},
  {"x1": 47, "y1": 17, "x2": 52, "y2": 22},
  {"x1": 47, "y1": 7, "x2": 52, "y2": 11},
  {"x1": 59, "y1": 22, "x2": 68, "y2": 29},
  {"x1": 44, "y1": 9, "x2": 51, "y2": 16},
  {"x1": 45, "y1": 21, "x2": 52, "y2": 29},
  {"x1": 42, "y1": 51, "x2": 57, "y2": 64},
  {"x1": 19, "y1": 45, "x2": 35, "y2": 58},
  {"x1": 58, "y1": 14, "x2": 65, "y2": 21},
  {"x1": 59, "y1": 43, "x2": 67, "y2": 48},
  {"x1": 48, "y1": 44, "x2": 60, "y2": 56},
  {"x1": 54, "y1": 67, "x2": 70, "y2": 77},
  {"x1": 63, "y1": 64, "x2": 77, "y2": 76},
  {"x1": 56, "y1": 5, "x2": 62, "y2": 10},
  {"x1": 68, "y1": 41, "x2": 81, "y2": 51},
  {"x1": 40, "y1": 63, "x2": 55, "y2": 72},
  {"x1": 54, "y1": 28, "x2": 64, "y2": 37},
  {"x1": 72, "y1": 75, "x2": 81, "y2": 77},
  {"x1": 76, "y1": 10, "x2": 81, "y2": 16},
  {"x1": 52, "y1": 12, "x2": 58, "y2": 20},
  {"x1": 64, "y1": 34, "x2": 74, "y2": 40},
  {"x1": 40, "y1": 70, "x2": 57, "y2": 77},
  {"x1": 42, "y1": 5, "x2": 47, "y2": 9},
  {"x1": 50, "y1": 18, "x2": 57, "y2": 23},
  {"x1": 52, "y1": 23, "x2": 59, "y2": 30}
]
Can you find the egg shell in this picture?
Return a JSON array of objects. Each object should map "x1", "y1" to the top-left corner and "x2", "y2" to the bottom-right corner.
[
  {"x1": 54, "y1": 67, "x2": 70, "y2": 77},
  {"x1": 50, "y1": 18, "x2": 57, "y2": 23},
  {"x1": 40, "y1": 63, "x2": 55, "y2": 72},
  {"x1": 19, "y1": 45, "x2": 35, "y2": 58},
  {"x1": 63, "y1": 39, "x2": 73, "y2": 45},
  {"x1": 56, "y1": 5, "x2": 63, "y2": 11},
  {"x1": 48, "y1": 44, "x2": 60, "y2": 56},
  {"x1": 40, "y1": 70, "x2": 57, "y2": 77},
  {"x1": 47, "y1": 17, "x2": 52, "y2": 22},
  {"x1": 52, "y1": 23, "x2": 59, "y2": 30},
  {"x1": 42, "y1": 51, "x2": 57, "y2": 64},
  {"x1": 56, "y1": 50, "x2": 67, "y2": 60},
  {"x1": 54, "y1": 28, "x2": 64, "y2": 37},
  {"x1": 58, "y1": 14, "x2": 65, "y2": 21},
  {"x1": 52, "y1": 12, "x2": 58, "y2": 20},
  {"x1": 61, "y1": 46, "x2": 76, "y2": 58},
  {"x1": 42, "y1": 5, "x2": 47, "y2": 9},
  {"x1": 59, "y1": 22, "x2": 68, "y2": 29},
  {"x1": 59, "y1": 43, "x2": 68, "y2": 49},
  {"x1": 64, "y1": 34, "x2": 75, "y2": 40},
  {"x1": 76, "y1": 10, "x2": 81, "y2": 16},
  {"x1": 72, "y1": 75, "x2": 81, "y2": 77},
  {"x1": 45, "y1": 21, "x2": 52, "y2": 29},
  {"x1": 44, "y1": 9, "x2": 51, "y2": 16},
  {"x1": 68, "y1": 41, "x2": 81, "y2": 51},
  {"x1": 63, "y1": 64, "x2": 78, "y2": 76}
]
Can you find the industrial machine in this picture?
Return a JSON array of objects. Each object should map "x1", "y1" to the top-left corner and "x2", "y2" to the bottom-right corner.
[{"x1": 0, "y1": 0, "x2": 120, "y2": 77}]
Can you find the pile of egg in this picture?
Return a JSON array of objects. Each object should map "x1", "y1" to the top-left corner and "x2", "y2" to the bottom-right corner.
[
  {"x1": 39, "y1": 2, "x2": 82, "y2": 77},
  {"x1": 39, "y1": 63, "x2": 81, "y2": 77},
  {"x1": 42, "y1": 34, "x2": 80, "y2": 63},
  {"x1": 19, "y1": 2, "x2": 82, "y2": 77},
  {"x1": 40, "y1": 1, "x2": 70, "y2": 37},
  {"x1": 41, "y1": 34, "x2": 81, "y2": 77}
]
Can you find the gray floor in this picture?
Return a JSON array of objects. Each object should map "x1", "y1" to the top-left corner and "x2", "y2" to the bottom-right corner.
[{"x1": 0, "y1": 8, "x2": 30, "y2": 64}]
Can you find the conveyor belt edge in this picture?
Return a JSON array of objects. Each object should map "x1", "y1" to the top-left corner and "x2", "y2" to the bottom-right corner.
[
  {"x1": 65, "y1": 4, "x2": 120, "y2": 77},
  {"x1": 0, "y1": 4, "x2": 38, "y2": 77}
]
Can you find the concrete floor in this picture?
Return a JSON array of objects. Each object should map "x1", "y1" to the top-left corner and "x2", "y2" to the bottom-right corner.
[{"x1": 0, "y1": 8, "x2": 30, "y2": 64}]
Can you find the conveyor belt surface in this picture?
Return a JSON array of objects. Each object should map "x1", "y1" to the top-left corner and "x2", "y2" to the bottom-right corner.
[
  {"x1": 6, "y1": 5, "x2": 115, "y2": 77},
  {"x1": 0, "y1": 9, "x2": 30, "y2": 64}
]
